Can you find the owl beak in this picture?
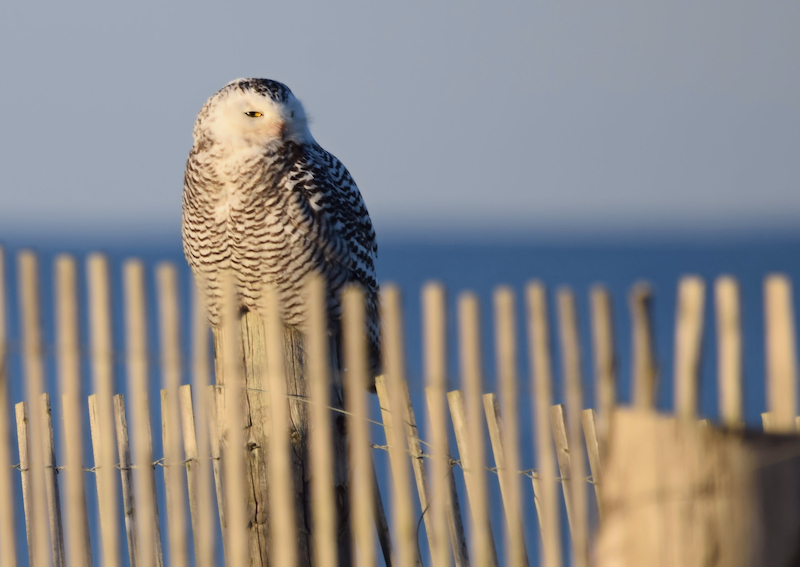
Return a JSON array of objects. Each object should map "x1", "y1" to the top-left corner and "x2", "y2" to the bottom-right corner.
[{"x1": 278, "y1": 121, "x2": 288, "y2": 140}]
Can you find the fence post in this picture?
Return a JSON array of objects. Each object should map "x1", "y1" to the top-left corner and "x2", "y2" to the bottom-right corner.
[{"x1": 212, "y1": 277, "x2": 352, "y2": 567}]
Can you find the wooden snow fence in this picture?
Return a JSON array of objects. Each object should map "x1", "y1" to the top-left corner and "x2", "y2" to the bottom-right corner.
[{"x1": 0, "y1": 248, "x2": 799, "y2": 567}]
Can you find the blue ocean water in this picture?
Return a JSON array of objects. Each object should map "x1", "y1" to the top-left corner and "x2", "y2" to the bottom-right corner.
[{"x1": 1, "y1": 235, "x2": 799, "y2": 566}]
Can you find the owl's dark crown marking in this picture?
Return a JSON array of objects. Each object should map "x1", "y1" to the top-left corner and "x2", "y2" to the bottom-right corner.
[{"x1": 223, "y1": 78, "x2": 293, "y2": 103}]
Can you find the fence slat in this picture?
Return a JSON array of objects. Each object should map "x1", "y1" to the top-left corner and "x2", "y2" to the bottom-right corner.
[
  {"x1": 262, "y1": 288, "x2": 298, "y2": 567},
  {"x1": 55, "y1": 255, "x2": 93, "y2": 567},
  {"x1": 526, "y1": 282, "x2": 562, "y2": 567},
  {"x1": 306, "y1": 276, "x2": 337, "y2": 567},
  {"x1": 581, "y1": 409, "x2": 602, "y2": 517},
  {"x1": 715, "y1": 276, "x2": 743, "y2": 428},
  {"x1": 764, "y1": 274, "x2": 798, "y2": 432},
  {"x1": 381, "y1": 285, "x2": 420, "y2": 567},
  {"x1": 590, "y1": 285, "x2": 616, "y2": 446},
  {"x1": 0, "y1": 247, "x2": 18, "y2": 567},
  {"x1": 178, "y1": 386, "x2": 203, "y2": 565},
  {"x1": 482, "y1": 394, "x2": 529, "y2": 567},
  {"x1": 447, "y1": 390, "x2": 499, "y2": 567},
  {"x1": 549, "y1": 405, "x2": 574, "y2": 541},
  {"x1": 15, "y1": 402, "x2": 34, "y2": 564},
  {"x1": 422, "y1": 283, "x2": 470, "y2": 567},
  {"x1": 87, "y1": 254, "x2": 121, "y2": 567},
  {"x1": 207, "y1": 385, "x2": 227, "y2": 548},
  {"x1": 342, "y1": 286, "x2": 377, "y2": 567},
  {"x1": 18, "y1": 251, "x2": 52, "y2": 567},
  {"x1": 124, "y1": 260, "x2": 164, "y2": 567},
  {"x1": 189, "y1": 282, "x2": 217, "y2": 567},
  {"x1": 40, "y1": 394, "x2": 66, "y2": 567},
  {"x1": 376, "y1": 374, "x2": 440, "y2": 567},
  {"x1": 674, "y1": 276, "x2": 706, "y2": 420},
  {"x1": 629, "y1": 283, "x2": 658, "y2": 409},
  {"x1": 556, "y1": 288, "x2": 589, "y2": 567},
  {"x1": 493, "y1": 287, "x2": 529, "y2": 567},
  {"x1": 156, "y1": 263, "x2": 189, "y2": 567},
  {"x1": 109, "y1": 394, "x2": 138, "y2": 567},
  {"x1": 219, "y1": 275, "x2": 248, "y2": 567}
]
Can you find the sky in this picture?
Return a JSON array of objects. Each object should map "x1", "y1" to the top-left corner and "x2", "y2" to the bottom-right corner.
[{"x1": 1, "y1": 1, "x2": 799, "y2": 241}]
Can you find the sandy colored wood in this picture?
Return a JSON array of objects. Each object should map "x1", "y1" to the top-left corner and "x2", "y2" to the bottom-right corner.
[
  {"x1": 39, "y1": 394, "x2": 66, "y2": 567},
  {"x1": 423, "y1": 388, "x2": 471, "y2": 567},
  {"x1": 674, "y1": 276, "x2": 705, "y2": 419},
  {"x1": 86, "y1": 253, "x2": 121, "y2": 567},
  {"x1": 207, "y1": 384, "x2": 227, "y2": 554},
  {"x1": 156, "y1": 263, "x2": 189, "y2": 567},
  {"x1": 590, "y1": 285, "x2": 617, "y2": 446},
  {"x1": 190, "y1": 284, "x2": 217, "y2": 567},
  {"x1": 422, "y1": 282, "x2": 470, "y2": 567},
  {"x1": 123, "y1": 260, "x2": 163, "y2": 567},
  {"x1": 160, "y1": 391, "x2": 189, "y2": 567},
  {"x1": 0, "y1": 247, "x2": 17, "y2": 567},
  {"x1": 15, "y1": 402, "x2": 33, "y2": 564},
  {"x1": 764, "y1": 275, "x2": 798, "y2": 432},
  {"x1": 109, "y1": 394, "x2": 138, "y2": 567},
  {"x1": 597, "y1": 408, "x2": 800, "y2": 567},
  {"x1": 525, "y1": 282, "x2": 562, "y2": 567},
  {"x1": 629, "y1": 283, "x2": 658, "y2": 409},
  {"x1": 447, "y1": 390, "x2": 499, "y2": 567},
  {"x1": 305, "y1": 276, "x2": 337, "y2": 567},
  {"x1": 549, "y1": 405, "x2": 575, "y2": 541},
  {"x1": 581, "y1": 409, "x2": 603, "y2": 517},
  {"x1": 555, "y1": 288, "x2": 589, "y2": 567},
  {"x1": 342, "y1": 287, "x2": 376, "y2": 567},
  {"x1": 213, "y1": 279, "x2": 352, "y2": 567},
  {"x1": 381, "y1": 285, "x2": 420, "y2": 567},
  {"x1": 375, "y1": 375, "x2": 433, "y2": 554},
  {"x1": 19, "y1": 252, "x2": 52, "y2": 567},
  {"x1": 715, "y1": 276, "x2": 743, "y2": 428},
  {"x1": 55, "y1": 255, "x2": 93, "y2": 567},
  {"x1": 482, "y1": 393, "x2": 530, "y2": 567},
  {"x1": 178, "y1": 385, "x2": 205, "y2": 565}
]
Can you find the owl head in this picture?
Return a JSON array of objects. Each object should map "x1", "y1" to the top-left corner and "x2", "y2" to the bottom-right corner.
[{"x1": 194, "y1": 78, "x2": 312, "y2": 148}]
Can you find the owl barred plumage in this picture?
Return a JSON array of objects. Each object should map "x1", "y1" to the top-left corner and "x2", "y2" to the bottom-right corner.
[{"x1": 182, "y1": 78, "x2": 381, "y2": 379}]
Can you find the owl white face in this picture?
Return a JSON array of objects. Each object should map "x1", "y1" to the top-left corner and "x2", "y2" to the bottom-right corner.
[{"x1": 199, "y1": 86, "x2": 311, "y2": 148}]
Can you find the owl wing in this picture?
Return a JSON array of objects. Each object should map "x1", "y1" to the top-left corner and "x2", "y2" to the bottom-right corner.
[{"x1": 284, "y1": 143, "x2": 378, "y2": 295}]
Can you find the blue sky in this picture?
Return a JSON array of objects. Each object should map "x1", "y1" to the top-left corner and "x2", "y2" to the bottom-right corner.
[{"x1": 1, "y1": 1, "x2": 799, "y2": 240}]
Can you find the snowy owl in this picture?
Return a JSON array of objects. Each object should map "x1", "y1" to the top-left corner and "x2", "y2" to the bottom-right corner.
[{"x1": 182, "y1": 78, "x2": 380, "y2": 379}]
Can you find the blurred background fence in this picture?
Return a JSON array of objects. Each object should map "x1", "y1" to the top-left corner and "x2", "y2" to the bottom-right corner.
[{"x1": 0, "y1": 246, "x2": 798, "y2": 567}]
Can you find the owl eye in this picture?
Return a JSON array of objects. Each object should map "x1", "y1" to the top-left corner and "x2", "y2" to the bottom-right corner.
[
  {"x1": 291, "y1": 111, "x2": 295, "y2": 118},
  {"x1": 244, "y1": 111, "x2": 263, "y2": 118}
]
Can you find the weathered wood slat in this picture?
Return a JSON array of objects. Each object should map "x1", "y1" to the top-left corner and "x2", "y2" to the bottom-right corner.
[
  {"x1": 493, "y1": 287, "x2": 529, "y2": 567},
  {"x1": 108, "y1": 394, "x2": 137, "y2": 567},
  {"x1": 0, "y1": 247, "x2": 16, "y2": 567},
  {"x1": 124, "y1": 261, "x2": 164, "y2": 567},
  {"x1": 482, "y1": 394, "x2": 529, "y2": 567},
  {"x1": 189, "y1": 283, "x2": 217, "y2": 567},
  {"x1": 40, "y1": 394, "x2": 66, "y2": 567},
  {"x1": 305, "y1": 276, "x2": 337, "y2": 567},
  {"x1": 714, "y1": 276, "x2": 743, "y2": 429},
  {"x1": 556, "y1": 288, "x2": 589, "y2": 567},
  {"x1": 581, "y1": 409, "x2": 603, "y2": 517},
  {"x1": 86, "y1": 253, "x2": 121, "y2": 567},
  {"x1": 55, "y1": 255, "x2": 93, "y2": 567},
  {"x1": 15, "y1": 402, "x2": 34, "y2": 564},
  {"x1": 342, "y1": 286, "x2": 378, "y2": 567},
  {"x1": 673, "y1": 276, "x2": 705, "y2": 420},
  {"x1": 764, "y1": 275, "x2": 798, "y2": 432},
  {"x1": 18, "y1": 251, "x2": 52, "y2": 567},
  {"x1": 629, "y1": 283, "x2": 658, "y2": 409},
  {"x1": 526, "y1": 282, "x2": 562, "y2": 567},
  {"x1": 590, "y1": 285, "x2": 616, "y2": 446},
  {"x1": 156, "y1": 263, "x2": 189, "y2": 567},
  {"x1": 448, "y1": 390, "x2": 499, "y2": 567}
]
